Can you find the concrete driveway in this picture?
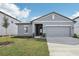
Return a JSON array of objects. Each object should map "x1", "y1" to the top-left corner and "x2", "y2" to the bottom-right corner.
[{"x1": 47, "y1": 37, "x2": 79, "y2": 56}]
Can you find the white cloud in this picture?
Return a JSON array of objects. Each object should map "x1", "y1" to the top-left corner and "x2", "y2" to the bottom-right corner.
[
  {"x1": 70, "y1": 11, "x2": 79, "y2": 27},
  {"x1": 70, "y1": 11, "x2": 79, "y2": 19},
  {"x1": 0, "y1": 3, "x2": 31, "y2": 21}
]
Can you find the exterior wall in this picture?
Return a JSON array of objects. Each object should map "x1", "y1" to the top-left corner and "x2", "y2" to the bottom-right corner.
[
  {"x1": 32, "y1": 13, "x2": 74, "y2": 37},
  {"x1": 0, "y1": 12, "x2": 20, "y2": 36},
  {"x1": 17, "y1": 24, "x2": 32, "y2": 36},
  {"x1": 74, "y1": 18, "x2": 79, "y2": 35}
]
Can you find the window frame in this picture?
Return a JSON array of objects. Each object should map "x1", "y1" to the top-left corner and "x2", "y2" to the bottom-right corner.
[{"x1": 24, "y1": 26, "x2": 28, "y2": 34}]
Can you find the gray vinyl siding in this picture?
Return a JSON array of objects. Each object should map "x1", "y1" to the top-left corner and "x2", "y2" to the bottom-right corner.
[
  {"x1": 33, "y1": 13, "x2": 72, "y2": 22},
  {"x1": 17, "y1": 24, "x2": 32, "y2": 36},
  {"x1": 74, "y1": 18, "x2": 79, "y2": 34},
  {"x1": 0, "y1": 12, "x2": 20, "y2": 36}
]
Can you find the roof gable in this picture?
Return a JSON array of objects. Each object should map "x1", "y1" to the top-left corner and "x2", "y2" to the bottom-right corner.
[
  {"x1": 0, "y1": 11, "x2": 21, "y2": 22},
  {"x1": 31, "y1": 12, "x2": 75, "y2": 22},
  {"x1": 73, "y1": 16, "x2": 79, "y2": 20}
]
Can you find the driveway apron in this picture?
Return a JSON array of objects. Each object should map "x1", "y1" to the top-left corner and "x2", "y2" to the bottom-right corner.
[{"x1": 47, "y1": 37, "x2": 79, "y2": 56}]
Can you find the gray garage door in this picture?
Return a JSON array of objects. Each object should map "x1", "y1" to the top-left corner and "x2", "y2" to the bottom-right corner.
[{"x1": 46, "y1": 26, "x2": 71, "y2": 37}]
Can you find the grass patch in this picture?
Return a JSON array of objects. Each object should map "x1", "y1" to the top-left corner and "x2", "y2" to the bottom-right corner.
[{"x1": 0, "y1": 37, "x2": 49, "y2": 56}]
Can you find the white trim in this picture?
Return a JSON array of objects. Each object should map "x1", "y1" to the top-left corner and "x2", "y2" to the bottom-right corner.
[
  {"x1": 24, "y1": 33, "x2": 28, "y2": 34},
  {"x1": 24, "y1": 26, "x2": 28, "y2": 34},
  {"x1": 46, "y1": 25, "x2": 71, "y2": 27},
  {"x1": 34, "y1": 21, "x2": 72, "y2": 22},
  {"x1": 24, "y1": 25, "x2": 29, "y2": 27}
]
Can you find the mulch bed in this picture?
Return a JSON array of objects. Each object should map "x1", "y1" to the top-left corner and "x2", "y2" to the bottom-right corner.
[{"x1": 0, "y1": 41, "x2": 14, "y2": 46}]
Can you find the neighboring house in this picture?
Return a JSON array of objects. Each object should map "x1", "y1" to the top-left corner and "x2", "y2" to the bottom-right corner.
[
  {"x1": 16, "y1": 12, "x2": 75, "y2": 38},
  {"x1": 73, "y1": 17, "x2": 79, "y2": 35},
  {"x1": 0, "y1": 11, "x2": 21, "y2": 36}
]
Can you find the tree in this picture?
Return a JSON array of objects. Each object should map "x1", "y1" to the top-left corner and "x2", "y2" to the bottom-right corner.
[{"x1": 2, "y1": 16, "x2": 9, "y2": 36}]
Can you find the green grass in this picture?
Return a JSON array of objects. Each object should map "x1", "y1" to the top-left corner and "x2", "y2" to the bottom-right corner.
[{"x1": 0, "y1": 37, "x2": 49, "y2": 56}]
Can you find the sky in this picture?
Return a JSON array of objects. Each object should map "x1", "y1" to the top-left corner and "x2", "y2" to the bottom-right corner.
[{"x1": 1, "y1": 3, "x2": 79, "y2": 22}]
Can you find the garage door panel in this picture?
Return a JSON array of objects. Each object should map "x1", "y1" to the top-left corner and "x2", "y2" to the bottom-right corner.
[{"x1": 46, "y1": 26, "x2": 70, "y2": 37}]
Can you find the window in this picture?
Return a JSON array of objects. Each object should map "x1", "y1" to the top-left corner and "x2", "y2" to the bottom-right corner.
[{"x1": 24, "y1": 27, "x2": 28, "y2": 33}]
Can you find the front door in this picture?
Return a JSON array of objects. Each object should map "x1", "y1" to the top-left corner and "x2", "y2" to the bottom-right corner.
[{"x1": 35, "y1": 24, "x2": 43, "y2": 36}]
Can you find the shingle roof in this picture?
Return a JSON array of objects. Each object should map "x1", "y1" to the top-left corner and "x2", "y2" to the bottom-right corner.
[
  {"x1": 0, "y1": 11, "x2": 21, "y2": 22},
  {"x1": 73, "y1": 16, "x2": 79, "y2": 20}
]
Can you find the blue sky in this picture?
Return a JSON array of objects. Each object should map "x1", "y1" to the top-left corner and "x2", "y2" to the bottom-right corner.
[
  {"x1": 0, "y1": 3, "x2": 79, "y2": 21},
  {"x1": 15, "y1": 3, "x2": 79, "y2": 20}
]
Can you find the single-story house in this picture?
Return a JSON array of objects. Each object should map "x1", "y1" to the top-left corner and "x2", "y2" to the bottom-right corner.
[
  {"x1": 16, "y1": 12, "x2": 75, "y2": 38},
  {"x1": 0, "y1": 11, "x2": 21, "y2": 36}
]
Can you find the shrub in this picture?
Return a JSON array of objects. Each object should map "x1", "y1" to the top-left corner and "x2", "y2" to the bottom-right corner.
[
  {"x1": 73, "y1": 34, "x2": 78, "y2": 38},
  {"x1": 42, "y1": 33, "x2": 46, "y2": 37}
]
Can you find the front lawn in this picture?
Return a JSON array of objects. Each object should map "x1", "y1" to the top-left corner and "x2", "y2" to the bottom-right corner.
[{"x1": 0, "y1": 37, "x2": 49, "y2": 56}]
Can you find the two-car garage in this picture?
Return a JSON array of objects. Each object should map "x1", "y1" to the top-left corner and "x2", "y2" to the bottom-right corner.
[{"x1": 46, "y1": 25, "x2": 71, "y2": 37}]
